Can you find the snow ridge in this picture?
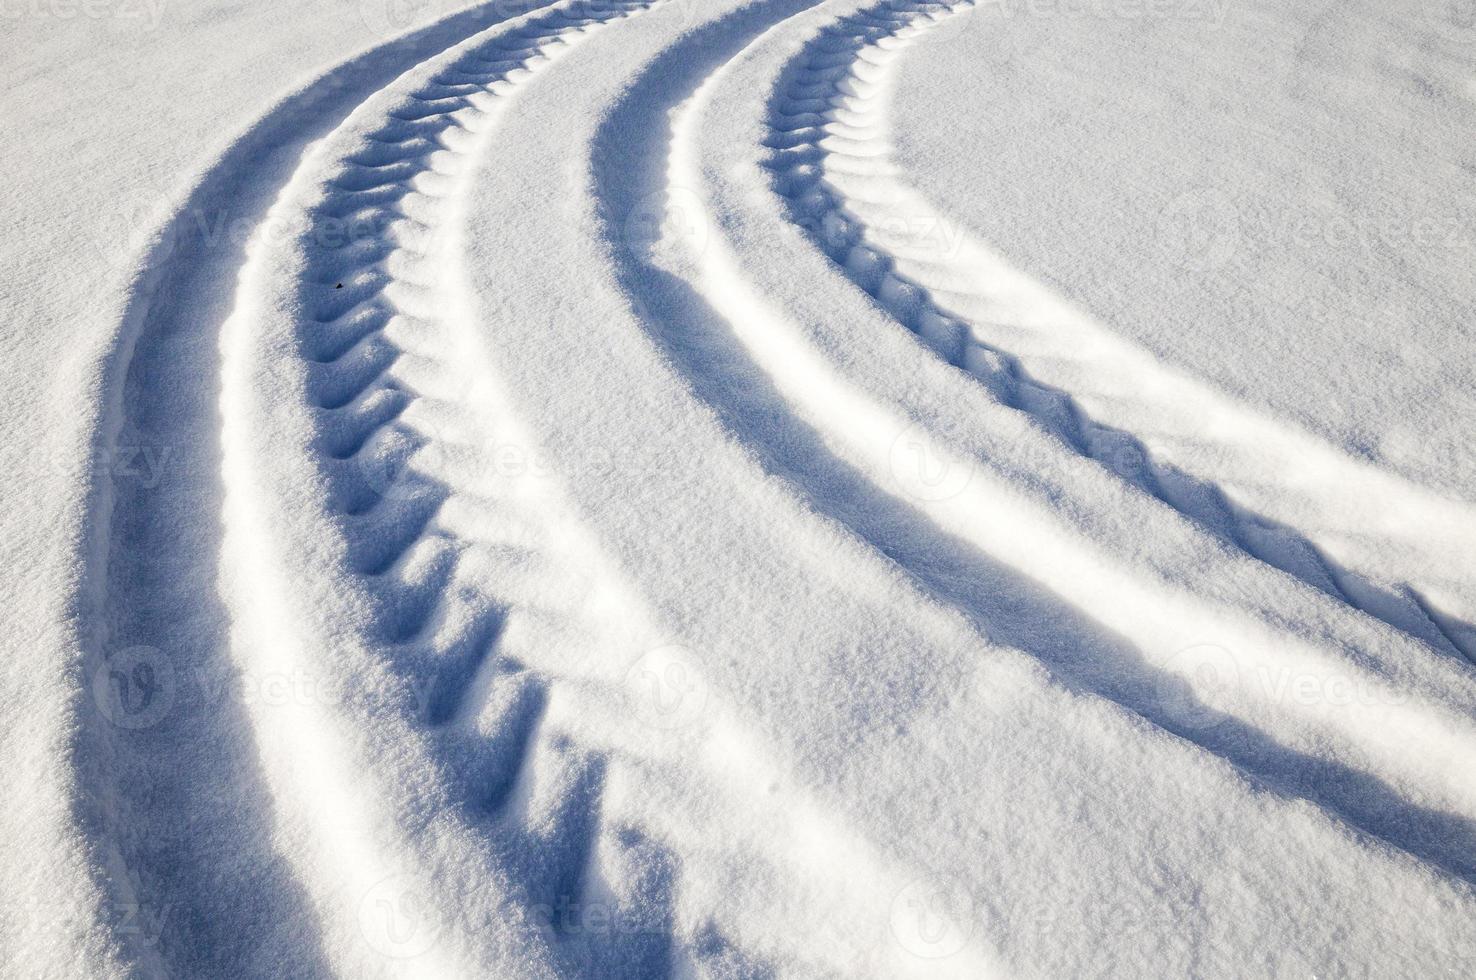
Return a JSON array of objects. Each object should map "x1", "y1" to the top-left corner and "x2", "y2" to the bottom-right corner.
[
  {"x1": 765, "y1": 0, "x2": 1476, "y2": 665},
  {"x1": 58, "y1": 0, "x2": 1476, "y2": 975},
  {"x1": 666, "y1": 0, "x2": 1476, "y2": 884}
]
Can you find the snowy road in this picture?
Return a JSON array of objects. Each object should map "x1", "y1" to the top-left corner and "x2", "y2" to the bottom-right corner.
[{"x1": 4, "y1": 0, "x2": 1476, "y2": 976}]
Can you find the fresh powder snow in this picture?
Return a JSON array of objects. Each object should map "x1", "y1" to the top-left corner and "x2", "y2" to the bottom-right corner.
[{"x1": 2, "y1": 0, "x2": 1475, "y2": 976}]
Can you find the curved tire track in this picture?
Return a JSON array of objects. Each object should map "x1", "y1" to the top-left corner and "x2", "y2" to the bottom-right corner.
[
  {"x1": 85, "y1": 1, "x2": 678, "y2": 974},
  {"x1": 765, "y1": 0, "x2": 1476, "y2": 665},
  {"x1": 71, "y1": 0, "x2": 1476, "y2": 973},
  {"x1": 661, "y1": 0, "x2": 1476, "y2": 886}
]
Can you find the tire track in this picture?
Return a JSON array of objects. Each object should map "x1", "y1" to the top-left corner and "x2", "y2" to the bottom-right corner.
[
  {"x1": 86, "y1": 0, "x2": 684, "y2": 973},
  {"x1": 584, "y1": 1, "x2": 1006, "y2": 974},
  {"x1": 102, "y1": 0, "x2": 922, "y2": 974},
  {"x1": 654, "y1": 0, "x2": 1476, "y2": 886},
  {"x1": 76, "y1": 2, "x2": 571, "y2": 973},
  {"x1": 71, "y1": 0, "x2": 1476, "y2": 971},
  {"x1": 222, "y1": 1, "x2": 704, "y2": 974},
  {"x1": 280, "y1": 4, "x2": 972, "y2": 972},
  {"x1": 571, "y1": 4, "x2": 1476, "y2": 964},
  {"x1": 764, "y1": 0, "x2": 1476, "y2": 665}
]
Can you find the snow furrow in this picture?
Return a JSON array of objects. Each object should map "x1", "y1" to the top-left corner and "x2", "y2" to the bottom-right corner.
[
  {"x1": 83, "y1": 0, "x2": 685, "y2": 974},
  {"x1": 765, "y1": 0, "x2": 1476, "y2": 666},
  {"x1": 73, "y1": 2, "x2": 571, "y2": 973},
  {"x1": 57, "y1": 0, "x2": 1476, "y2": 974},
  {"x1": 216, "y1": 3, "x2": 673, "y2": 973},
  {"x1": 664, "y1": 0, "x2": 1476, "y2": 892}
]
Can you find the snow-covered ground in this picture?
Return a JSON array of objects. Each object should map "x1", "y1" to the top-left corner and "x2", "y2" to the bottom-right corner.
[{"x1": 3, "y1": 0, "x2": 1475, "y2": 976}]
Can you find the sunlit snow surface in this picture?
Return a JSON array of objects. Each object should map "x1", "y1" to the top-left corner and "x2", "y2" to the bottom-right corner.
[{"x1": 3, "y1": 0, "x2": 1475, "y2": 976}]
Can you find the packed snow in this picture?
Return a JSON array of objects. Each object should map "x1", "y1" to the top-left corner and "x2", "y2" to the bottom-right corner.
[{"x1": 2, "y1": 0, "x2": 1474, "y2": 976}]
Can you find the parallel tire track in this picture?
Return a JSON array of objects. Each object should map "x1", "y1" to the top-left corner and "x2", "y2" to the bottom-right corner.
[
  {"x1": 263, "y1": 8, "x2": 699, "y2": 975},
  {"x1": 78, "y1": 2, "x2": 575, "y2": 973},
  {"x1": 661, "y1": 0, "x2": 1476, "y2": 887},
  {"x1": 224, "y1": 0, "x2": 700, "y2": 974},
  {"x1": 764, "y1": 0, "x2": 1476, "y2": 664},
  {"x1": 76, "y1": 0, "x2": 1476, "y2": 973},
  {"x1": 92, "y1": 1, "x2": 687, "y2": 974}
]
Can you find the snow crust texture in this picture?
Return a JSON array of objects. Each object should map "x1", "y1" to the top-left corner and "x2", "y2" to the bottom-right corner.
[{"x1": 11, "y1": 0, "x2": 1476, "y2": 977}]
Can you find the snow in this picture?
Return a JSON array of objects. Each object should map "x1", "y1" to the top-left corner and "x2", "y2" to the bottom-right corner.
[
  {"x1": 889, "y1": 0, "x2": 1476, "y2": 497},
  {"x1": 2, "y1": 0, "x2": 1475, "y2": 976}
]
